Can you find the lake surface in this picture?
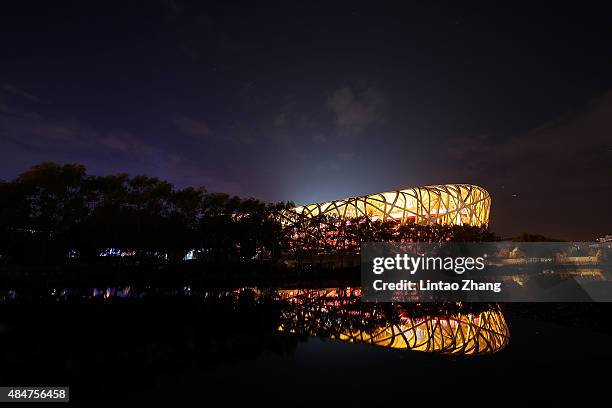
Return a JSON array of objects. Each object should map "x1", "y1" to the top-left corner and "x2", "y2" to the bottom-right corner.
[{"x1": 1, "y1": 286, "x2": 611, "y2": 405}]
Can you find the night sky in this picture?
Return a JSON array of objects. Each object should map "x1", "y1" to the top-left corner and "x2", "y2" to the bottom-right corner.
[{"x1": 1, "y1": 1, "x2": 611, "y2": 239}]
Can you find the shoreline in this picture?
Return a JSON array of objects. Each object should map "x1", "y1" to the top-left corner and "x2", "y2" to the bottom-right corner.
[{"x1": 0, "y1": 262, "x2": 361, "y2": 290}]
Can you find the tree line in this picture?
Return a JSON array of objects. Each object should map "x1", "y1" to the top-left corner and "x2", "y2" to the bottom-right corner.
[
  {"x1": 0, "y1": 162, "x2": 496, "y2": 266},
  {"x1": 0, "y1": 162, "x2": 291, "y2": 265}
]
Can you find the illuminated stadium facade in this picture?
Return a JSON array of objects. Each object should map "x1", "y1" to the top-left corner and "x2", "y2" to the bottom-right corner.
[{"x1": 280, "y1": 184, "x2": 491, "y2": 228}]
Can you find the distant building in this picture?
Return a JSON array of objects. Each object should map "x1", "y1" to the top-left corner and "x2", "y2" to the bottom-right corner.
[{"x1": 596, "y1": 235, "x2": 612, "y2": 243}]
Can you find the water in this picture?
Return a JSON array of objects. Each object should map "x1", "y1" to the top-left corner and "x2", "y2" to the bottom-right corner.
[{"x1": 1, "y1": 286, "x2": 611, "y2": 404}]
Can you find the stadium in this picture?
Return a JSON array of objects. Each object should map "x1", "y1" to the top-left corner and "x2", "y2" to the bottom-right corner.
[{"x1": 280, "y1": 184, "x2": 491, "y2": 228}]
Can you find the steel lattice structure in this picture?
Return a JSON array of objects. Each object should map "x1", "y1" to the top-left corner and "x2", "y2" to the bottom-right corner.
[
  {"x1": 276, "y1": 288, "x2": 509, "y2": 355},
  {"x1": 280, "y1": 184, "x2": 491, "y2": 228}
]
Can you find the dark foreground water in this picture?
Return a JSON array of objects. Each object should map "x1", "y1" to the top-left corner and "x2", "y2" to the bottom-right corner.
[{"x1": 1, "y1": 286, "x2": 612, "y2": 405}]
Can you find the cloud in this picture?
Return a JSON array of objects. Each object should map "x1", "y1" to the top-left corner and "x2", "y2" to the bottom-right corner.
[
  {"x1": 173, "y1": 115, "x2": 212, "y2": 138},
  {"x1": 0, "y1": 83, "x2": 41, "y2": 102},
  {"x1": 173, "y1": 114, "x2": 255, "y2": 145},
  {"x1": 311, "y1": 133, "x2": 327, "y2": 144},
  {"x1": 0, "y1": 102, "x2": 169, "y2": 176},
  {"x1": 313, "y1": 151, "x2": 357, "y2": 173},
  {"x1": 0, "y1": 103, "x2": 42, "y2": 120},
  {"x1": 337, "y1": 151, "x2": 355, "y2": 161},
  {"x1": 0, "y1": 109, "x2": 154, "y2": 156},
  {"x1": 273, "y1": 110, "x2": 289, "y2": 127},
  {"x1": 444, "y1": 93, "x2": 611, "y2": 187},
  {"x1": 165, "y1": 154, "x2": 244, "y2": 194},
  {"x1": 326, "y1": 86, "x2": 387, "y2": 133},
  {"x1": 0, "y1": 84, "x2": 42, "y2": 119},
  {"x1": 0, "y1": 105, "x2": 245, "y2": 194},
  {"x1": 272, "y1": 99, "x2": 304, "y2": 130},
  {"x1": 98, "y1": 131, "x2": 159, "y2": 156},
  {"x1": 440, "y1": 90, "x2": 612, "y2": 239}
]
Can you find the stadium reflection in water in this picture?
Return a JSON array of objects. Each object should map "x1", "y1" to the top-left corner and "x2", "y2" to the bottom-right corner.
[
  {"x1": 274, "y1": 287, "x2": 509, "y2": 355},
  {"x1": 1, "y1": 285, "x2": 509, "y2": 356}
]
